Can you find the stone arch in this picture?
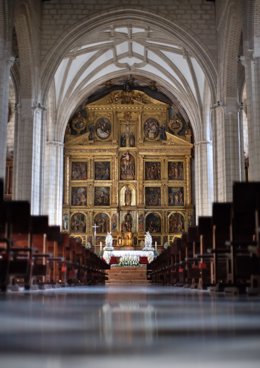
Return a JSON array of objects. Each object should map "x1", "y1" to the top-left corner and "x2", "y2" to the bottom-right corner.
[
  {"x1": 218, "y1": 1, "x2": 243, "y2": 101},
  {"x1": 13, "y1": 1, "x2": 39, "y2": 99},
  {"x1": 41, "y1": 8, "x2": 217, "y2": 144},
  {"x1": 41, "y1": 8, "x2": 218, "y2": 224}
]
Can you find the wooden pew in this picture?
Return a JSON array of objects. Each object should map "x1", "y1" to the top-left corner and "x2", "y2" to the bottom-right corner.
[
  {"x1": 210, "y1": 202, "x2": 233, "y2": 291},
  {"x1": 170, "y1": 237, "x2": 182, "y2": 285},
  {"x1": 230, "y1": 182, "x2": 260, "y2": 292},
  {"x1": 30, "y1": 215, "x2": 50, "y2": 285},
  {"x1": 0, "y1": 200, "x2": 32, "y2": 290},
  {"x1": 46, "y1": 225, "x2": 63, "y2": 285},
  {"x1": 197, "y1": 216, "x2": 213, "y2": 289},
  {"x1": 185, "y1": 226, "x2": 200, "y2": 287}
]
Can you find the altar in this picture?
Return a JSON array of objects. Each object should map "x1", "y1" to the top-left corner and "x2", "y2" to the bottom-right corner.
[{"x1": 103, "y1": 249, "x2": 155, "y2": 265}]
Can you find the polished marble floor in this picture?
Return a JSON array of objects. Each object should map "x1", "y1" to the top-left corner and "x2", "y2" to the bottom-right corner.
[{"x1": 0, "y1": 285, "x2": 260, "y2": 367}]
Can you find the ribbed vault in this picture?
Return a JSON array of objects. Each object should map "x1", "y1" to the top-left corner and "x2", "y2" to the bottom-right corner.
[{"x1": 42, "y1": 9, "x2": 217, "y2": 143}]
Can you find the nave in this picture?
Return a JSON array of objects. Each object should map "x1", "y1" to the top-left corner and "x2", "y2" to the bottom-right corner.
[{"x1": 1, "y1": 285, "x2": 260, "y2": 368}]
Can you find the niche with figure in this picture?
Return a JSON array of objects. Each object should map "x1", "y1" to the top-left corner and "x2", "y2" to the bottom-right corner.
[
  {"x1": 94, "y1": 213, "x2": 110, "y2": 234},
  {"x1": 145, "y1": 213, "x2": 161, "y2": 233},
  {"x1": 120, "y1": 152, "x2": 135, "y2": 180},
  {"x1": 168, "y1": 212, "x2": 185, "y2": 233},
  {"x1": 120, "y1": 185, "x2": 136, "y2": 206}
]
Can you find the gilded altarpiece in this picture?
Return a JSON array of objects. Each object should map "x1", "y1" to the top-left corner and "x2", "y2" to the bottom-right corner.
[{"x1": 63, "y1": 90, "x2": 193, "y2": 249}]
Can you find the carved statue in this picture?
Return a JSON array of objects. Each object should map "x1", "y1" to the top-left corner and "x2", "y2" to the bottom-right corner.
[
  {"x1": 143, "y1": 231, "x2": 153, "y2": 250},
  {"x1": 121, "y1": 211, "x2": 133, "y2": 233},
  {"x1": 124, "y1": 185, "x2": 132, "y2": 206},
  {"x1": 105, "y1": 232, "x2": 114, "y2": 250}
]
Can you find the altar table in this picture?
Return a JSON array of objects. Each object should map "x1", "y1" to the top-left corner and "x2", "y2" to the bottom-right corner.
[{"x1": 103, "y1": 249, "x2": 155, "y2": 265}]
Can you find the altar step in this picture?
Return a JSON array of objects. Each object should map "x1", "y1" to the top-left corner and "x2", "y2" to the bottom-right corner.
[{"x1": 106, "y1": 266, "x2": 150, "y2": 285}]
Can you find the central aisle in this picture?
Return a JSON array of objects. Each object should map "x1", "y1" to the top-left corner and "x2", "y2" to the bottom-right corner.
[{"x1": 0, "y1": 286, "x2": 260, "y2": 368}]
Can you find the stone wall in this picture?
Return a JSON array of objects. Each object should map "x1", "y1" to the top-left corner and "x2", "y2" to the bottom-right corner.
[{"x1": 40, "y1": 0, "x2": 217, "y2": 61}]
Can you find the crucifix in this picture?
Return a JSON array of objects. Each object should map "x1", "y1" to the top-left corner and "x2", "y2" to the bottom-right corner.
[
  {"x1": 124, "y1": 111, "x2": 131, "y2": 147},
  {"x1": 92, "y1": 223, "x2": 99, "y2": 248}
]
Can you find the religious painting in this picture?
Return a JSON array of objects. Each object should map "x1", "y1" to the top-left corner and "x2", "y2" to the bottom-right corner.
[
  {"x1": 145, "y1": 187, "x2": 161, "y2": 206},
  {"x1": 120, "y1": 151, "x2": 135, "y2": 180},
  {"x1": 168, "y1": 161, "x2": 184, "y2": 180},
  {"x1": 168, "y1": 116, "x2": 183, "y2": 135},
  {"x1": 71, "y1": 162, "x2": 87, "y2": 180},
  {"x1": 144, "y1": 118, "x2": 160, "y2": 140},
  {"x1": 70, "y1": 111, "x2": 87, "y2": 135},
  {"x1": 145, "y1": 162, "x2": 161, "y2": 180},
  {"x1": 145, "y1": 213, "x2": 161, "y2": 233},
  {"x1": 168, "y1": 187, "x2": 184, "y2": 206},
  {"x1": 94, "y1": 213, "x2": 110, "y2": 234},
  {"x1": 95, "y1": 117, "x2": 111, "y2": 139},
  {"x1": 71, "y1": 187, "x2": 87, "y2": 206},
  {"x1": 70, "y1": 213, "x2": 86, "y2": 233},
  {"x1": 138, "y1": 213, "x2": 144, "y2": 232},
  {"x1": 169, "y1": 212, "x2": 185, "y2": 233},
  {"x1": 121, "y1": 211, "x2": 133, "y2": 233},
  {"x1": 94, "y1": 162, "x2": 110, "y2": 180},
  {"x1": 94, "y1": 187, "x2": 110, "y2": 206},
  {"x1": 111, "y1": 213, "x2": 117, "y2": 232}
]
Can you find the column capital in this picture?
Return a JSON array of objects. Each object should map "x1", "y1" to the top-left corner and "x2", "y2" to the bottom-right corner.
[
  {"x1": 32, "y1": 101, "x2": 47, "y2": 111},
  {"x1": 47, "y1": 140, "x2": 64, "y2": 147}
]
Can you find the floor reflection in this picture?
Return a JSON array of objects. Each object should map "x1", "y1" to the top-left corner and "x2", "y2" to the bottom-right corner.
[{"x1": 0, "y1": 286, "x2": 260, "y2": 367}]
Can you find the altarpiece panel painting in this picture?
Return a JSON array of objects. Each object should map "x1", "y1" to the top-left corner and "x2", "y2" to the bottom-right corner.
[
  {"x1": 168, "y1": 161, "x2": 184, "y2": 180},
  {"x1": 70, "y1": 213, "x2": 86, "y2": 233},
  {"x1": 94, "y1": 162, "x2": 110, "y2": 180},
  {"x1": 71, "y1": 162, "x2": 88, "y2": 180},
  {"x1": 168, "y1": 187, "x2": 184, "y2": 206},
  {"x1": 145, "y1": 213, "x2": 161, "y2": 233},
  {"x1": 94, "y1": 213, "x2": 110, "y2": 233},
  {"x1": 71, "y1": 187, "x2": 87, "y2": 206},
  {"x1": 95, "y1": 117, "x2": 111, "y2": 140},
  {"x1": 145, "y1": 162, "x2": 161, "y2": 180},
  {"x1": 94, "y1": 187, "x2": 110, "y2": 206},
  {"x1": 169, "y1": 212, "x2": 185, "y2": 233},
  {"x1": 145, "y1": 187, "x2": 161, "y2": 206}
]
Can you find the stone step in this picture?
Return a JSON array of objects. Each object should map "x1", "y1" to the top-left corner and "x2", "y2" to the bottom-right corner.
[{"x1": 106, "y1": 266, "x2": 149, "y2": 285}]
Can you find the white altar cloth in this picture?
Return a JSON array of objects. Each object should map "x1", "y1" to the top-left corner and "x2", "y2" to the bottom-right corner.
[{"x1": 103, "y1": 249, "x2": 155, "y2": 264}]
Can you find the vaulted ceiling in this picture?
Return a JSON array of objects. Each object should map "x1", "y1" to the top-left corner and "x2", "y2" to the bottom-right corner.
[{"x1": 53, "y1": 23, "x2": 208, "y2": 133}]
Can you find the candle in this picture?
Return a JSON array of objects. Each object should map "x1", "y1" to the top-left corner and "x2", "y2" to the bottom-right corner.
[
  {"x1": 100, "y1": 241, "x2": 102, "y2": 252},
  {"x1": 155, "y1": 241, "x2": 157, "y2": 251}
]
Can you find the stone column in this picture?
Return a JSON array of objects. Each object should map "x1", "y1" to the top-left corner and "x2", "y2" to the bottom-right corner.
[
  {"x1": 13, "y1": 101, "x2": 45, "y2": 214},
  {"x1": 194, "y1": 140, "x2": 214, "y2": 219},
  {"x1": 0, "y1": 56, "x2": 13, "y2": 180},
  {"x1": 42, "y1": 140, "x2": 64, "y2": 226},
  {"x1": 247, "y1": 55, "x2": 260, "y2": 179},
  {"x1": 214, "y1": 100, "x2": 241, "y2": 202}
]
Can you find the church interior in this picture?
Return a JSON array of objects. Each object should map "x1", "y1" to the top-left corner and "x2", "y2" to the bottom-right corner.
[{"x1": 0, "y1": 0, "x2": 260, "y2": 367}]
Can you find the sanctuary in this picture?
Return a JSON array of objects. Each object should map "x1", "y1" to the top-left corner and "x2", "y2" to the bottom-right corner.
[{"x1": 62, "y1": 89, "x2": 193, "y2": 252}]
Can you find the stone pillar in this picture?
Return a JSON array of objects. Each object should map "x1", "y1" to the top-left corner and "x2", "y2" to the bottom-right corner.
[
  {"x1": 247, "y1": 55, "x2": 260, "y2": 179},
  {"x1": 0, "y1": 56, "x2": 13, "y2": 180},
  {"x1": 214, "y1": 100, "x2": 241, "y2": 202},
  {"x1": 194, "y1": 140, "x2": 214, "y2": 219},
  {"x1": 42, "y1": 140, "x2": 64, "y2": 226},
  {"x1": 13, "y1": 100, "x2": 44, "y2": 214}
]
